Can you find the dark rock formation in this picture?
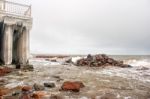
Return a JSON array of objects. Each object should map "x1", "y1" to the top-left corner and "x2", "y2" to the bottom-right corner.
[
  {"x1": 76, "y1": 54, "x2": 132, "y2": 68},
  {"x1": 44, "y1": 82, "x2": 55, "y2": 88}
]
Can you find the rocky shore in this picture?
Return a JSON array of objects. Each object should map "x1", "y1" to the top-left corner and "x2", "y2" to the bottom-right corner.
[{"x1": 0, "y1": 54, "x2": 150, "y2": 99}]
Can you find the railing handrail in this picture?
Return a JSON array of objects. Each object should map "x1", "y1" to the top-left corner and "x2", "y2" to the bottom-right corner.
[
  {"x1": 0, "y1": 0, "x2": 32, "y2": 18},
  {"x1": 0, "y1": 0, "x2": 31, "y2": 7}
]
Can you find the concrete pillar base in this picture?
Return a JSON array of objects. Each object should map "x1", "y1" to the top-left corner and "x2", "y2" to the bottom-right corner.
[{"x1": 1, "y1": 24, "x2": 13, "y2": 65}]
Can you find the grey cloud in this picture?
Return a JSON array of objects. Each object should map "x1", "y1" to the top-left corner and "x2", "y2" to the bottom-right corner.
[{"x1": 26, "y1": 0, "x2": 150, "y2": 54}]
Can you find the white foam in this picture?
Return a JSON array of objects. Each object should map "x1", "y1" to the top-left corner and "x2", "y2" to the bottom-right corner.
[
  {"x1": 126, "y1": 59, "x2": 150, "y2": 67},
  {"x1": 71, "y1": 56, "x2": 82, "y2": 63}
]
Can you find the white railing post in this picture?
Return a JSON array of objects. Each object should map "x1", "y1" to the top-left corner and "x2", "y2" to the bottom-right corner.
[{"x1": 0, "y1": 0, "x2": 5, "y2": 11}]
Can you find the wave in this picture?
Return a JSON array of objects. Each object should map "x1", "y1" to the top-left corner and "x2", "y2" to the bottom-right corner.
[{"x1": 125, "y1": 59, "x2": 150, "y2": 67}]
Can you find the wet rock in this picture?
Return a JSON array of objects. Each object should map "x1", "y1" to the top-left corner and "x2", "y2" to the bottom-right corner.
[
  {"x1": 137, "y1": 67, "x2": 149, "y2": 70},
  {"x1": 0, "y1": 79, "x2": 5, "y2": 83},
  {"x1": 20, "y1": 94, "x2": 31, "y2": 99},
  {"x1": 22, "y1": 65, "x2": 34, "y2": 71},
  {"x1": 3, "y1": 96, "x2": 19, "y2": 99},
  {"x1": 120, "y1": 64, "x2": 132, "y2": 68},
  {"x1": 0, "y1": 88, "x2": 10, "y2": 96},
  {"x1": 22, "y1": 86, "x2": 32, "y2": 92},
  {"x1": 52, "y1": 76, "x2": 64, "y2": 82},
  {"x1": 76, "y1": 54, "x2": 131, "y2": 68},
  {"x1": 33, "y1": 83, "x2": 45, "y2": 91},
  {"x1": 51, "y1": 59, "x2": 57, "y2": 62},
  {"x1": 61, "y1": 81, "x2": 85, "y2": 92},
  {"x1": 44, "y1": 82, "x2": 55, "y2": 88},
  {"x1": 21, "y1": 86, "x2": 33, "y2": 99},
  {"x1": 52, "y1": 75, "x2": 61, "y2": 79},
  {"x1": 0, "y1": 67, "x2": 12, "y2": 76},
  {"x1": 12, "y1": 91, "x2": 20, "y2": 96},
  {"x1": 32, "y1": 91, "x2": 46, "y2": 99},
  {"x1": 50, "y1": 95, "x2": 62, "y2": 99},
  {"x1": 65, "y1": 58, "x2": 73, "y2": 64}
]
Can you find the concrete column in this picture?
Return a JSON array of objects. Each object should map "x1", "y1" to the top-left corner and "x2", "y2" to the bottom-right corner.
[
  {"x1": 17, "y1": 27, "x2": 29, "y2": 65},
  {"x1": 0, "y1": 0, "x2": 5, "y2": 10},
  {"x1": 2, "y1": 24, "x2": 13, "y2": 65}
]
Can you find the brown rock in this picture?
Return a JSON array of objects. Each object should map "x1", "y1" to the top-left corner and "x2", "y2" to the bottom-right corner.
[
  {"x1": 22, "y1": 86, "x2": 32, "y2": 92},
  {"x1": 20, "y1": 94, "x2": 31, "y2": 99},
  {"x1": 32, "y1": 91, "x2": 46, "y2": 99},
  {"x1": 0, "y1": 88, "x2": 10, "y2": 96},
  {"x1": 76, "y1": 54, "x2": 132, "y2": 68},
  {"x1": 3, "y1": 96, "x2": 19, "y2": 99},
  {"x1": 0, "y1": 67, "x2": 12, "y2": 76},
  {"x1": 61, "y1": 81, "x2": 85, "y2": 92},
  {"x1": 50, "y1": 95, "x2": 62, "y2": 99}
]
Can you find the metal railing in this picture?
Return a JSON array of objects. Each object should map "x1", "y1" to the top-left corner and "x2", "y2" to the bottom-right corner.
[{"x1": 0, "y1": 0, "x2": 31, "y2": 18}]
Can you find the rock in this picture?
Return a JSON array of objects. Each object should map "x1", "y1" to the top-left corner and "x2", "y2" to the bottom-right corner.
[
  {"x1": 61, "y1": 81, "x2": 85, "y2": 92},
  {"x1": 0, "y1": 67, "x2": 12, "y2": 76},
  {"x1": 76, "y1": 54, "x2": 131, "y2": 68},
  {"x1": 0, "y1": 88, "x2": 10, "y2": 96},
  {"x1": 50, "y1": 95, "x2": 62, "y2": 99},
  {"x1": 44, "y1": 82, "x2": 55, "y2": 88},
  {"x1": 51, "y1": 59, "x2": 57, "y2": 62},
  {"x1": 22, "y1": 65, "x2": 34, "y2": 71},
  {"x1": 12, "y1": 91, "x2": 20, "y2": 96},
  {"x1": 137, "y1": 67, "x2": 149, "y2": 70},
  {"x1": 52, "y1": 75, "x2": 60, "y2": 79},
  {"x1": 87, "y1": 54, "x2": 93, "y2": 61},
  {"x1": 22, "y1": 86, "x2": 32, "y2": 92},
  {"x1": 20, "y1": 94, "x2": 31, "y2": 99},
  {"x1": 65, "y1": 58, "x2": 73, "y2": 63},
  {"x1": 20, "y1": 86, "x2": 33, "y2": 99},
  {"x1": 3, "y1": 96, "x2": 19, "y2": 99},
  {"x1": 32, "y1": 91, "x2": 46, "y2": 99},
  {"x1": 0, "y1": 79, "x2": 5, "y2": 83},
  {"x1": 120, "y1": 64, "x2": 132, "y2": 68},
  {"x1": 33, "y1": 83, "x2": 45, "y2": 91}
]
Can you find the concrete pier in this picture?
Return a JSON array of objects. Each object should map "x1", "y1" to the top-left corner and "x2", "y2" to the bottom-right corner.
[{"x1": 0, "y1": 0, "x2": 32, "y2": 67}]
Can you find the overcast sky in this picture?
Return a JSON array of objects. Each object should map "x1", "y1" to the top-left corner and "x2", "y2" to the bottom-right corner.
[{"x1": 12, "y1": 0, "x2": 150, "y2": 55}]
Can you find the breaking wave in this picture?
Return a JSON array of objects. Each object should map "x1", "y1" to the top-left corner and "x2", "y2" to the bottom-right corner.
[{"x1": 125, "y1": 59, "x2": 150, "y2": 67}]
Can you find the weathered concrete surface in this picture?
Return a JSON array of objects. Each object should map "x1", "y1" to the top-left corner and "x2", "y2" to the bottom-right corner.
[
  {"x1": 1, "y1": 24, "x2": 13, "y2": 65},
  {"x1": 0, "y1": 18, "x2": 32, "y2": 66},
  {"x1": 0, "y1": 1, "x2": 32, "y2": 67},
  {"x1": 17, "y1": 27, "x2": 30, "y2": 65}
]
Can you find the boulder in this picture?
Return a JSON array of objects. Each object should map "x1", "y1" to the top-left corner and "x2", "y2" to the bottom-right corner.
[
  {"x1": 0, "y1": 88, "x2": 10, "y2": 96},
  {"x1": 0, "y1": 67, "x2": 12, "y2": 76},
  {"x1": 50, "y1": 95, "x2": 62, "y2": 99},
  {"x1": 33, "y1": 83, "x2": 45, "y2": 91},
  {"x1": 44, "y1": 82, "x2": 55, "y2": 88},
  {"x1": 32, "y1": 91, "x2": 46, "y2": 99},
  {"x1": 61, "y1": 81, "x2": 84, "y2": 92},
  {"x1": 22, "y1": 86, "x2": 32, "y2": 92}
]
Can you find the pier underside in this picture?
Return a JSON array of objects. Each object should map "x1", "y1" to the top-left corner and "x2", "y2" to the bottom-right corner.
[
  {"x1": 0, "y1": 20, "x2": 30, "y2": 66},
  {"x1": 0, "y1": 0, "x2": 32, "y2": 67}
]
